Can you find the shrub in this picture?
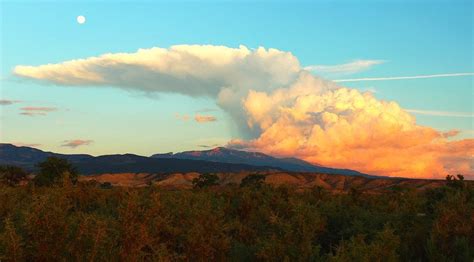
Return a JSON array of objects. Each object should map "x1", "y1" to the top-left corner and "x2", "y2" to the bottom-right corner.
[
  {"x1": 192, "y1": 173, "x2": 219, "y2": 189},
  {"x1": 0, "y1": 165, "x2": 27, "y2": 186},
  {"x1": 240, "y1": 174, "x2": 265, "y2": 188},
  {"x1": 34, "y1": 157, "x2": 78, "y2": 186}
]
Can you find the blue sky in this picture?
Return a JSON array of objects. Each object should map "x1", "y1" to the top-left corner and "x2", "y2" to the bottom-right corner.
[{"x1": 1, "y1": 0, "x2": 472, "y2": 156}]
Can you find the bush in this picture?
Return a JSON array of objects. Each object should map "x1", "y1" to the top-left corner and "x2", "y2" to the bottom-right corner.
[
  {"x1": 192, "y1": 173, "x2": 219, "y2": 189},
  {"x1": 34, "y1": 157, "x2": 78, "y2": 186},
  {"x1": 240, "y1": 174, "x2": 265, "y2": 188},
  {"x1": 101, "y1": 182, "x2": 113, "y2": 189},
  {"x1": 0, "y1": 165, "x2": 27, "y2": 186}
]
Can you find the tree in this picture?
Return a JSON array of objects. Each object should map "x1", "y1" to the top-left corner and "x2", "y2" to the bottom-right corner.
[
  {"x1": 192, "y1": 173, "x2": 219, "y2": 189},
  {"x1": 34, "y1": 157, "x2": 78, "y2": 186},
  {"x1": 446, "y1": 174, "x2": 465, "y2": 190},
  {"x1": 240, "y1": 174, "x2": 265, "y2": 188},
  {"x1": 0, "y1": 165, "x2": 28, "y2": 186}
]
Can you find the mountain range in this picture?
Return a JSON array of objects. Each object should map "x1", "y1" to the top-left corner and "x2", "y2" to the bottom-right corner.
[
  {"x1": 0, "y1": 143, "x2": 368, "y2": 177},
  {"x1": 151, "y1": 147, "x2": 368, "y2": 177}
]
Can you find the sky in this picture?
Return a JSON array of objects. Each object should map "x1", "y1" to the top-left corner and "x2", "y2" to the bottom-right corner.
[{"x1": 0, "y1": 0, "x2": 472, "y2": 178}]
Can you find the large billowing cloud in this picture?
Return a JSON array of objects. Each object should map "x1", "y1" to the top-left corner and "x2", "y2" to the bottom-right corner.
[
  {"x1": 14, "y1": 45, "x2": 301, "y2": 97},
  {"x1": 13, "y1": 45, "x2": 473, "y2": 179},
  {"x1": 231, "y1": 83, "x2": 473, "y2": 178}
]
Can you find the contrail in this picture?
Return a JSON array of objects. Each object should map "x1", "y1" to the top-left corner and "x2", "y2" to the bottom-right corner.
[
  {"x1": 406, "y1": 109, "x2": 474, "y2": 118},
  {"x1": 334, "y1": 72, "x2": 474, "y2": 82}
]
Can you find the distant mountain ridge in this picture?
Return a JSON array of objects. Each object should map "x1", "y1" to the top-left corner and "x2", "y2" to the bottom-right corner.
[
  {"x1": 0, "y1": 143, "x2": 93, "y2": 170},
  {"x1": 151, "y1": 147, "x2": 370, "y2": 177},
  {"x1": 0, "y1": 143, "x2": 369, "y2": 177},
  {"x1": 0, "y1": 144, "x2": 278, "y2": 175}
]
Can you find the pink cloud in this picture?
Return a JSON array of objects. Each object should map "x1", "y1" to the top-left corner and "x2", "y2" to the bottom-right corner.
[
  {"x1": 12, "y1": 142, "x2": 42, "y2": 148},
  {"x1": 61, "y1": 139, "x2": 93, "y2": 148},
  {"x1": 20, "y1": 106, "x2": 57, "y2": 116}
]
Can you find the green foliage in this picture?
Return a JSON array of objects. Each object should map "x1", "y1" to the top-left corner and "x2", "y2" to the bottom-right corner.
[
  {"x1": 240, "y1": 174, "x2": 265, "y2": 188},
  {"x1": 34, "y1": 157, "x2": 78, "y2": 186},
  {"x1": 0, "y1": 179, "x2": 472, "y2": 261},
  {"x1": 0, "y1": 165, "x2": 27, "y2": 186},
  {"x1": 329, "y1": 226, "x2": 400, "y2": 262},
  {"x1": 192, "y1": 173, "x2": 219, "y2": 189}
]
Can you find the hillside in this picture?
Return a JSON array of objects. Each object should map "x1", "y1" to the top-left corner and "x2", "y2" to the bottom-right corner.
[{"x1": 80, "y1": 171, "x2": 450, "y2": 192}]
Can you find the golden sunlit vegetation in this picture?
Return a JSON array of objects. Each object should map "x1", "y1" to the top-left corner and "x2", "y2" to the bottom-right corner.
[
  {"x1": 0, "y1": 177, "x2": 472, "y2": 261},
  {"x1": 0, "y1": 158, "x2": 473, "y2": 261}
]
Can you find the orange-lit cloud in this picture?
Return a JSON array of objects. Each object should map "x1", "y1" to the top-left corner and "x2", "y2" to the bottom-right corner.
[
  {"x1": 229, "y1": 78, "x2": 473, "y2": 179},
  {"x1": 195, "y1": 114, "x2": 217, "y2": 123},
  {"x1": 12, "y1": 44, "x2": 473, "y2": 179},
  {"x1": 61, "y1": 139, "x2": 93, "y2": 148}
]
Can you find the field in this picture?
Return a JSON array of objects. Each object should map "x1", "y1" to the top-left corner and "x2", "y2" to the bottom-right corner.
[{"x1": 1, "y1": 174, "x2": 472, "y2": 261}]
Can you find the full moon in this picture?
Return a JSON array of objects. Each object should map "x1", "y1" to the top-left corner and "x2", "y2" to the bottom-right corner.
[{"x1": 77, "y1": 15, "x2": 86, "y2": 24}]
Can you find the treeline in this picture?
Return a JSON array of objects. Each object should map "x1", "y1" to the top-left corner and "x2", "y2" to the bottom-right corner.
[{"x1": 0, "y1": 158, "x2": 473, "y2": 261}]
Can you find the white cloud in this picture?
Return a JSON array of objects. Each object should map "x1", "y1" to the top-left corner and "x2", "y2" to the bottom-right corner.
[
  {"x1": 304, "y1": 60, "x2": 385, "y2": 75},
  {"x1": 12, "y1": 45, "x2": 473, "y2": 178},
  {"x1": 14, "y1": 45, "x2": 301, "y2": 97}
]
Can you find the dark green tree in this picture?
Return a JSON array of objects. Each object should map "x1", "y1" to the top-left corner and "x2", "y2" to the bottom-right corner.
[
  {"x1": 192, "y1": 173, "x2": 219, "y2": 189},
  {"x1": 0, "y1": 165, "x2": 28, "y2": 186},
  {"x1": 240, "y1": 174, "x2": 265, "y2": 188},
  {"x1": 34, "y1": 157, "x2": 78, "y2": 186}
]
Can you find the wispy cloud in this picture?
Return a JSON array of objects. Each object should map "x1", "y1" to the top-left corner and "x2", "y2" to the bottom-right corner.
[
  {"x1": 0, "y1": 99, "x2": 21, "y2": 105},
  {"x1": 334, "y1": 72, "x2": 474, "y2": 82},
  {"x1": 197, "y1": 143, "x2": 221, "y2": 148},
  {"x1": 305, "y1": 60, "x2": 385, "y2": 75},
  {"x1": 12, "y1": 142, "x2": 42, "y2": 148},
  {"x1": 20, "y1": 106, "x2": 57, "y2": 116},
  {"x1": 175, "y1": 113, "x2": 190, "y2": 121},
  {"x1": 406, "y1": 109, "x2": 474, "y2": 118},
  {"x1": 195, "y1": 114, "x2": 217, "y2": 123},
  {"x1": 441, "y1": 130, "x2": 460, "y2": 138},
  {"x1": 61, "y1": 139, "x2": 93, "y2": 148},
  {"x1": 196, "y1": 108, "x2": 218, "y2": 113}
]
